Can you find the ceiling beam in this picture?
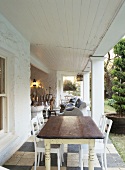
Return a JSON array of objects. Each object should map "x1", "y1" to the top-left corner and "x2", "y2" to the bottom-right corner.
[
  {"x1": 94, "y1": 1, "x2": 125, "y2": 56},
  {"x1": 30, "y1": 53, "x2": 50, "y2": 74}
]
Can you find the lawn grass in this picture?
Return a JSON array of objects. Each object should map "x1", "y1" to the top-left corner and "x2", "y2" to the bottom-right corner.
[
  {"x1": 110, "y1": 133, "x2": 125, "y2": 162},
  {"x1": 104, "y1": 100, "x2": 116, "y2": 114},
  {"x1": 104, "y1": 100, "x2": 125, "y2": 163}
]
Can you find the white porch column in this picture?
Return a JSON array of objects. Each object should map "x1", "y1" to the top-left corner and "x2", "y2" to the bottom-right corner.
[
  {"x1": 56, "y1": 79, "x2": 61, "y2": 107},
  {"x1": 56, "y1": 72, "x2": 62, "y2": 107},
  {"x1": 82, "y1": 72, "x2": 90, "y2": 116},
  {"x1": 80, "y1": 81, "x2": 83, "y2": 100},
  {"x1": 90, "y1": 56, "x2": 104, "y2": 126},
  {"x1": 83, "y1": 72, "x2": 90, "y2": 104}
]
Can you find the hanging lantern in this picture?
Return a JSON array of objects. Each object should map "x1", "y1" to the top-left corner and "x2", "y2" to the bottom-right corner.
[
  {"x1": 33, "y1": 79, "x2": 37, "y2": 86},
  {"x1": 76, "y1": 74, "x2": 83, "y2": 81}
]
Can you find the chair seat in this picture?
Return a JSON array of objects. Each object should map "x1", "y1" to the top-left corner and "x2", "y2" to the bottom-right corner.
[
  {"x1": 37, "y1": 141, "x2": 60, "y2": 149},
  {"x1": 37, "y1": 140, "x2": 45, "y2": 148},
  {"x1": 81, "y1": 140, "x2": 104, "y2": 154}
]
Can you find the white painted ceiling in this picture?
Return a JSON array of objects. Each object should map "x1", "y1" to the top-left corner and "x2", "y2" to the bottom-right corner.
[{"x1": 0, "y1": 0, "x2": 125, "y2": 73}]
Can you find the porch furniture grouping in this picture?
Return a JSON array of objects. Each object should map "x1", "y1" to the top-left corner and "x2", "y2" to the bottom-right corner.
[{"x1": 37, "y1": 116, "x2": 104, "y2": 170}]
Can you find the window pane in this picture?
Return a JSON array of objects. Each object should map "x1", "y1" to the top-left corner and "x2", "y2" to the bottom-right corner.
[
  {"x1": 0, "y1": 97, "x2": 3, "y2": 130},
  {"x1": 0, "y1": 57, "x2": 5, "y2": 94}
]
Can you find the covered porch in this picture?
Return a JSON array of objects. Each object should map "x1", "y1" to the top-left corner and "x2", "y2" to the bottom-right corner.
[{"x1": 0, "y1": 0, "x2": 125, "y2": 168}]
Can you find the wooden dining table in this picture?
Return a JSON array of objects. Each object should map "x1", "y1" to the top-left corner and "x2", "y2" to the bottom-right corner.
[{"x1": 37, "y1": 116, "x2": 104, "y2": 170}]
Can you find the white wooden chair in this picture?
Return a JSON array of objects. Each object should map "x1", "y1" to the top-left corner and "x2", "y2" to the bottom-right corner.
[
  {"x1": 99, "y1": 115, "x2": 108, "y2": 133},
  {"x1": 31, "y1": 105, "x2": 44, "y2": 119},
  {"x1": 79, "y1": 119, "x2": 113, "y2": 170},
  {"x1": 31, "y1": 117, "x2": 63, "y2": 170},
  {"x1": 37, "y1": 114, "x2": 45, "y2": 130}
]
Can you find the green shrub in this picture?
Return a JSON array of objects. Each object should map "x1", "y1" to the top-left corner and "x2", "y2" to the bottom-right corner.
[
  {"x1": 107, "y1": 99, "x2": 115, "y2": 107},
  {"x1": 111, "y1": 38, "x2": 125, "y2": 116}
]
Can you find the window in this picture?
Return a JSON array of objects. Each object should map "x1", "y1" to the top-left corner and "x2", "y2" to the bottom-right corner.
[{"x1": 0, "y1": 57, "x2": 6, "y2": 132}]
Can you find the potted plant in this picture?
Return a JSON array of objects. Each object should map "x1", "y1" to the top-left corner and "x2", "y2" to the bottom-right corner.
[{"x1": 106, "y1": 38, "x2": 125, "y2": 134}]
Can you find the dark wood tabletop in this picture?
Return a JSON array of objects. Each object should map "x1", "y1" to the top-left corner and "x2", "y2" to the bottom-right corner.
[{"x1": 37, "y1": 116, "x2": 104, "y2": 139}]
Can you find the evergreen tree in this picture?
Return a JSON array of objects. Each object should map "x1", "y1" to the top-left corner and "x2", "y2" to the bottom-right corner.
[
  {"x1": 63, "y1": 80, "x2": 76, "y2": 91},
  {"x1": 111, "y1": 38, "x2": 125, "y2": 116}
]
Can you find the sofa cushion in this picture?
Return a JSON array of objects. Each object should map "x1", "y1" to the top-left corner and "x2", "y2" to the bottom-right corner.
[
  {"x1": 69, "y1": 97, "x2": 77, "y2": 103},
  {"x1": 65, "y1": 106, "x2": 74, "y2": 111},
  {"x1": 75, "y1": 98, "x2": 83, "y2": 108}
]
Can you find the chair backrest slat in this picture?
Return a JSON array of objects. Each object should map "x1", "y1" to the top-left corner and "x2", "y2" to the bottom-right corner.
[
  {"x1": 99, "y1": 115, "x2": 107, "y2": 133},
  {"x1": 31, "y1": 117, "x2": 40, "y2": 135},
  {"x1": 104, "y1": 119, "x2": 113, "y2": 148},
  {"x1": 37, "y1": 114, "x2": 44, "y2": 129}
]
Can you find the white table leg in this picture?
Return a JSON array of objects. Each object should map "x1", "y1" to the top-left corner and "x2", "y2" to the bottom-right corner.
[
  {"x1": 89, "y1": 139, "x2": 95, "y2": 170},
  {"x1": 45, "y1": 140, "x2": 51, "y2": 170}
]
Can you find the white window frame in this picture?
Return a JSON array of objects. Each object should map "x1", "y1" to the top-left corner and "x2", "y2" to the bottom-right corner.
[{"x1": 0, "y1": 55, "x2": 7, "y2": 134}]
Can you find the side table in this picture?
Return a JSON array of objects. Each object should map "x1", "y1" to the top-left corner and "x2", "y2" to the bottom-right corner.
[{"x1": 48, "y1": 107, "x2": 61, "y2": 118}]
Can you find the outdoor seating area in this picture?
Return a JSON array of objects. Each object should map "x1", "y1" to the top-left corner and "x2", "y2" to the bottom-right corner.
[
  {"x1": 60, "y1": 98, "x2": 89, "y2": 115},
  {"x1": 31, "y1": 96, "x2": 89, "y2": 119},
  {"x1": 1, "y1": 1, "x2": 125, "y2": 168},
  {"x1": 24, "y1": 105, "x2": 124, "y2": 170},
  {"x1": 2, "y1": 126, "x2": 125, "y2": 170}
]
